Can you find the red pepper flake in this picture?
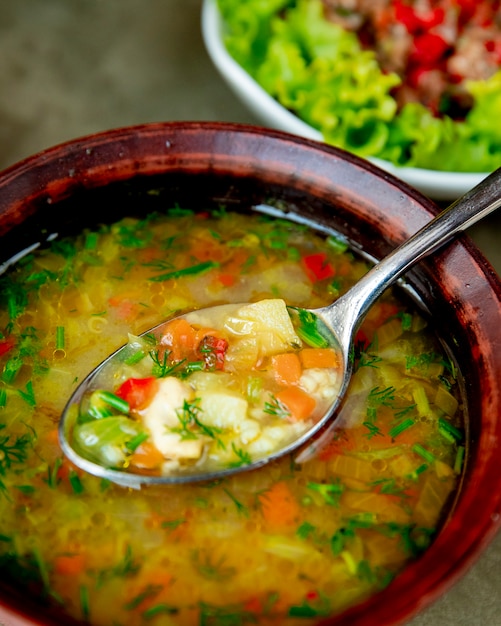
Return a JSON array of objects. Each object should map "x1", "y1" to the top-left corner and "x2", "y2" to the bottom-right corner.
[
  {"x1": 198, "y1": 335, "x2": 228, "y2": 370},
  {"x1": 302, "y1": 253, "x2": 335, "y2": 282}
]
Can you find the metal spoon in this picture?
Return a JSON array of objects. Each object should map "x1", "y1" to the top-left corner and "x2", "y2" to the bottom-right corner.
[{"x1": 59, "y1": 167, "x2": 501, "y2": 488}]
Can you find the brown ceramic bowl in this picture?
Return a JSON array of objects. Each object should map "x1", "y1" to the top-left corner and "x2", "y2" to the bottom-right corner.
[{"x1": 0, "y1": 122, "x2": 500, "y2": 626}]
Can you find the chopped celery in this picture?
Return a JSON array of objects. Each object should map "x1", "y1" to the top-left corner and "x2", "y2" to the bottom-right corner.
[{"x1": 73, "y1": 416, "x2": 147, "y2": 468}]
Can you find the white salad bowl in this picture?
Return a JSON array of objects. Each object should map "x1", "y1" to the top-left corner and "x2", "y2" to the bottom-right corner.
[{"x1": 201, "y1": 0, "x2": 490, "y2": 201}]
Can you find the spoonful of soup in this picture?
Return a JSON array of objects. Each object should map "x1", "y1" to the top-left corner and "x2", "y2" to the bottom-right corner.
[{"x1": 59, "y1": 167, "x2": 501, "y2": 487}]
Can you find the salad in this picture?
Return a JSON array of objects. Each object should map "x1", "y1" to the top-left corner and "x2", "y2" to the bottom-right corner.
[{"x1": 217, "y1": 0, "x2": 501, "y2": 172}]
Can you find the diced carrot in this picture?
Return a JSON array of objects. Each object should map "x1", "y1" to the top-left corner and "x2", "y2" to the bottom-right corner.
[
  {"x1": 128, "y1": 441, "x2": 165, "y2": 471},
  {"x1": 54, "y1": 553, "x2": 86, "y2": 576},
  {"x1": 160, "y1": 318, "x2": 197, "y2": 362},
  {"x1": 116, "y1": 377, "x2": 157, "y2": 411},
  {"x1": 271, "y1": 352, "x2": 302, "y2": 385},
  {"x1": 275, "y1": 387, "x2": 316, "y2": 421},
  {"x1": 217, "y1": 273, "x2": 236, "y2": 287},
  {"x1": 259, "y1": 480, "x2": 300, "y2": 527},
  {"x1": 300, "y1": 348, "x2": 340, "y2": 369}
]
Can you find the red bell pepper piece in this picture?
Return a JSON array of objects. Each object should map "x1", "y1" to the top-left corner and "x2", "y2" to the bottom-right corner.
[
  {"x1": 302, "y1": 253, "x2": 336, "y2": 282},
  {"x1": 115, "y1": 377, "x2": 157, "y2": 411}
]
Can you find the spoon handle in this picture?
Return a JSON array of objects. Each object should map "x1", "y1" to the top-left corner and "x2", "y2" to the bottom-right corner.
[{"x1": 321, "y1": 166, "x2": 501, "y2": 347}]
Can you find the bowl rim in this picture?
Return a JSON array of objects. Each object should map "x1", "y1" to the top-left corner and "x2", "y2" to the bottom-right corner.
[{"x1": 0, "y1": 121, "x2": 500, "y2": 626}]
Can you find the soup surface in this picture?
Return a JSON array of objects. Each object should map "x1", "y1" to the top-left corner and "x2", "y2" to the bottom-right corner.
[{"x1": 0, "y1": 205, "x2": 465, "y2": 625}]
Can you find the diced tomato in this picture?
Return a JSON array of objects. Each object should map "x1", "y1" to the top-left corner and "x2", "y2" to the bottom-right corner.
[
  {"x1": 115, "y1": 377, "x2": 157, "y2": 411},
  {"x1": 411, "y1": 33, "x2": 450, "y2": 67},
  {"x1": 302, "y1": 253, "x2": 335, "y2": 282}
]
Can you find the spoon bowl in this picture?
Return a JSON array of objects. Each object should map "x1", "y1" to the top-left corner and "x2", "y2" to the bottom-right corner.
[{"x1": 59, "y1": 166, "x2": 501, "y2": 487}]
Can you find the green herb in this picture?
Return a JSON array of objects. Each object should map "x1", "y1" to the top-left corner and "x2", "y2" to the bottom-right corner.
[
  {"x1": 84, "y1": 232, "x2": 99, "y2": 250},
  {"x1": 199, "y1": 601, "x2": 256, "y2": 625},
  {"x1": 388, "y1": 418, "x2": 415, "y2": 439},
  {"x1": 296, "y1": 521, "x2": 316, "y2": 540},
  {"x1": 95, "y1": 545, "x2": 139, "y2": 588},
  {"x1": 362, "y1": 421, "x2": 383, "y2": 439},
  {"x1": 18, "y1": 380, "x2": 36, "y2": 407},
  {"x1": 69, "y1": 469, "x2": 84, "y2": 495},
  {"x1": 143, "y1": 603, "x2": 179, "y2": 620},
  {"x1": 0, "y1": 425, "x2": 34, "y2": 496},
  {"x1": 150, "y1": 349, "x2": 186, "y2": 378},
  {"x1": 15, "y1": 484, "x2": 36, "y2": 495},
  {"x1": 372, "y1": 477, "x2": 408, "y2": 498},
  {"x1": 288, "y1": 591, "x2": 331, "y2": 618},
  {"x1": 124, "y1": 584, "x2": 163, "y2": 611},
  {"x1": 398, "y1": 312, "x2": 413, "y2": 331},
  {"x1": 172, "y1": 398, "x2": 223, "y2": 446},
  {"x1": 45, "y1": 458, "x2": 63, "y2": 489},
  {"x1": 125, "y1": 431, "x2": 149, "y2": 452},
  {"x1": 149, "y1": 260, "x2": 219, "y2": 282},
  {"x1": 287, "y1": 306, "x2": 330, "y2": 348},
  {"x1": 89, "y1": 390, "x2": 129, "y2": 417},
  {"x1": 326, "y1": 234, "x2": 349, "y2": 254},
  {"x1": 2, "y1": 355, "x2": 23, "y2": 384},
  {"x1": 438, "y1": 417, "x2": 463, "y2": 443},
  {"x1": 161, "y1": 518, "x2": 186, "y2": 531},
  {"x1": 308, "y1": 481, "x2": 344, "y2": 506},
  {"x1": 56, "y1": 326, "x2": 65, "y2": 350},
  {"x1": 223, "y1": 488, "x2": 249, "y2": 517},
  {"x1": 32, "y1": 546, "x2": 51, "y2": 594},
  {"x1": 454, "y1": 446, "x2": 465, "y2": 474},
  {"x1": 263, "y1": 395, "x2": 290, "y2": 419},
  {"x1": 192, "y1": 550, "x2": 236, "y2": 582},
  {"x1": 0, "y1": 276, "x2": 29, "y2": 324},
  {"x1": 412, "y1": 443, "x2": 436, "y2": 464},
  {"x1": 80, "y1": 585, "x2": 90, "y2": 622},
  {"x1": 407, "y1": 463, "x2": 429, "y2": 481},
  {"x1": 228, "y1": 443, "x2": 252, "y2": 468},
  {"x1": 167, "y1": 206, "x2": 194, "y2": 217}
]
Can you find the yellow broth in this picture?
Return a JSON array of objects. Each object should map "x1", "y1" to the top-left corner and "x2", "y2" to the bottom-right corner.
[{"x1": 0, "y1": 207, "x2": 464, "y2": 625}]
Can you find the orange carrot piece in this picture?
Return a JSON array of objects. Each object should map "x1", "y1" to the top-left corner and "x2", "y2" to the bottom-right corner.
[
  {"x1": 300, "y1": 348, "x2": 340, "y2": 369},
  {"x1": 54, "y1": 554, "x2": 86, "y2": 576},
  {"x1": 259, "y1": 480, "x2": 300, "y2": 527},
  {"x1": 128, "y1": 441, "x2": 165, "y2": 471},
  {"x1": 217, "y1": 273, "x2": 237, "y2": 287},
  {"x1": 271, "y1": 352, "x2": 302, "y2": 385},
  {"x1": 276, "y1": 387, "x2": 316, "y2": 421},
  {"x1": 160, "y1": 318, "x2": 196, "y2": 361}
]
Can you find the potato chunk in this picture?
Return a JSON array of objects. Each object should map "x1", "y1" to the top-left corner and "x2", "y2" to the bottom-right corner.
[{"x1": 224, "y1": 299, "x2": 301, "y2": 357}]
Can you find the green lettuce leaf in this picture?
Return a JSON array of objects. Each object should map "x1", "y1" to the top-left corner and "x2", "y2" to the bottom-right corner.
[{"x1": 218, "y1": 0, "x2": 501, "y2": 172}]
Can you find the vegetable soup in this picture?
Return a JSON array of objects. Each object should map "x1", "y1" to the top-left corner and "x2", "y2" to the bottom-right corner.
[{"x1": 0, "y1": 205, "x2": 465, "y2": 625}]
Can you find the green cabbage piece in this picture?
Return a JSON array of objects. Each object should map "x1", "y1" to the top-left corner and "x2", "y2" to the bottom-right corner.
[{"x1": 218, "y1": 0, "x2": 501, "y2": 172}]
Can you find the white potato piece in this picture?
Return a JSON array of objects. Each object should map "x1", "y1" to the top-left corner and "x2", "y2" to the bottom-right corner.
[
  {"x1": 224, "y1": 299, "x2": 301, "y2": 357},
  {"x1": 197, "y1": 391, "x2": 248, "y2": 428}
]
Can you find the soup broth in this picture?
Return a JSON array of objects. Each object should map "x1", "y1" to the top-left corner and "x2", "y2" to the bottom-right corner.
[{"x1": 0, "y1": 205, "x2": 464, "y2": 625}]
